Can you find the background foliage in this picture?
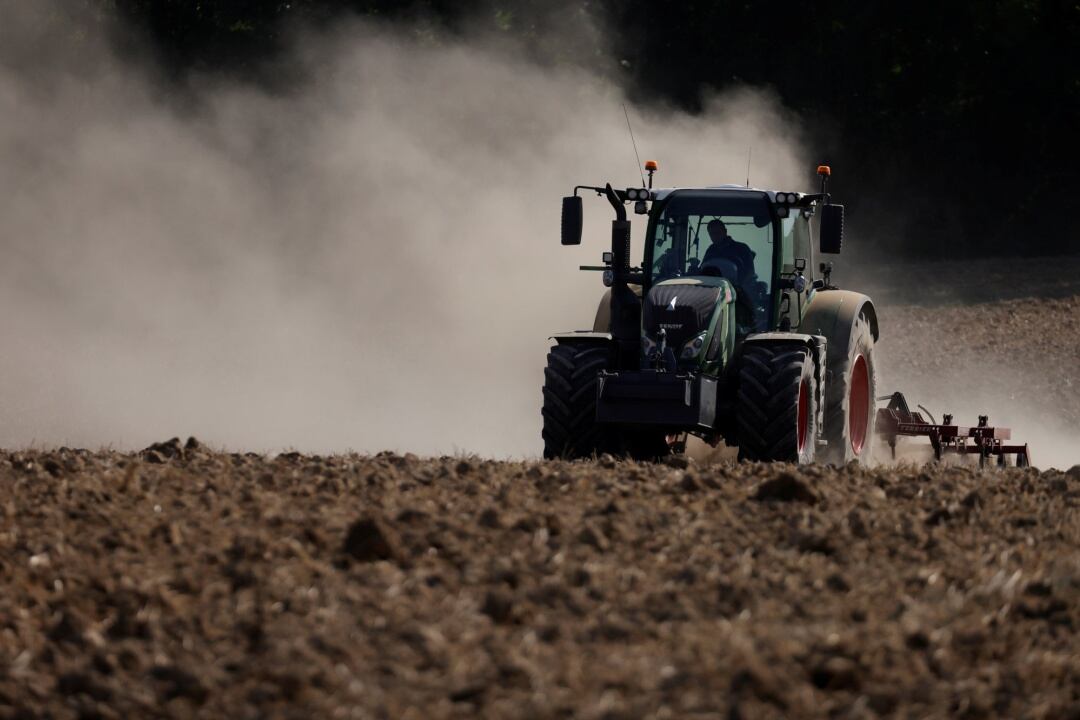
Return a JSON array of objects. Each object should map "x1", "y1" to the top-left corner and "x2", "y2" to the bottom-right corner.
[{"x1": 57, "y1": 1, "x2": 1080, "y2": 255}]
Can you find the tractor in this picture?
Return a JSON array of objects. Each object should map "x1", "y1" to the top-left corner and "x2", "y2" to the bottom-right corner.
[{"x1": 542, "y1": 163, "x2": 878, "y2": 464}]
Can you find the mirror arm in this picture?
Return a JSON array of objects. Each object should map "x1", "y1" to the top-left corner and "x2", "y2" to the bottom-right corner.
[
  {"x1": 604, "y1": 184, "x2": 627, "y2": 222},
  {"x1": 574, "y1": 185, "x2": 607, "y2": 197}
]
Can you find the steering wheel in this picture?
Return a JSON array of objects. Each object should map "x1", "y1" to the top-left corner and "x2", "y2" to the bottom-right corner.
[{"x1": 699, "y1": 256, "x2": 740, "y2": 280}]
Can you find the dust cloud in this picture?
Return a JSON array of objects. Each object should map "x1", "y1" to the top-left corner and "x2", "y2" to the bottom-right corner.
[{"x1": 0, "y1": 3, "x2": 807, "y2": 455}]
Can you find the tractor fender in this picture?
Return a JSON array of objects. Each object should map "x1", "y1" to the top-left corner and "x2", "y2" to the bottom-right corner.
[
  {"x1": 548, "y1": 332, "x2": 617, "y2": 375},
  {"x1": 551, "y1": 331, "x2": 614, "y2": 346},
  {"x1": 798, "y1": 289, "x2": 879, "y2": 368},
  {"x1": 592, "y1": 289, "x2": 613, "y2": 332}
]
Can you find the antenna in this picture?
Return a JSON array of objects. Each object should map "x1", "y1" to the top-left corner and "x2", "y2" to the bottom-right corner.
[
  {"x1": 745, "y1": 146, "x2": 752, "y2": 188},
  {"x1": 622, "y1": 103, "x2": 646, "y2": 187}
]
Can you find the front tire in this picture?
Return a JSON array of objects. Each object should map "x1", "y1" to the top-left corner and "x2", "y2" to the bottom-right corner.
[
  {"x1": 822, "y1": 313, "x2": 877, "y2": 464},
  {"x1": 736, "y1": 345, "x2": 818, "y2": 463},
  {"x1": 541, "y1": 343, "x2": 674, "y2": 461},
  {"x1": 542, "y1": 343, "x2": 612, "y2": 459}
]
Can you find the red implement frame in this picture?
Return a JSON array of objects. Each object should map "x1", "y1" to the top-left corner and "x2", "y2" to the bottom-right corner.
[{"x1": 875, "y1": 392, "x2": 1031, "y2": 468}]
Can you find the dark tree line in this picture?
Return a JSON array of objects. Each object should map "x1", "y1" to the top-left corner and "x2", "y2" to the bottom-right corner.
[{"x1": 76, "y1": 1, "x2": 1080, "y2": 256}]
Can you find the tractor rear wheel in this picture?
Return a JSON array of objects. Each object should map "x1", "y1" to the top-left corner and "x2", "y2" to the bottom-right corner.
[
  {"x1": 542, "y1": 343, "x2": 614, "y2": 459},
  {"x1": 822, "y1": 313, "x2": 877, "y2": 464},
  {"x1": 736, "y1": 345, "x2": 818, "y2": 463}
]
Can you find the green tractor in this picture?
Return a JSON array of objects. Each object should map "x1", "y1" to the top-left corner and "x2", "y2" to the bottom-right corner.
[{"x1": 542, "y1": 163, "x2": 878, "y2": 464}]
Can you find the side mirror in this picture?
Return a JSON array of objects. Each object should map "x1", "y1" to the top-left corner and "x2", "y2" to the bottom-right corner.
[
  {"x1": 820, "y1": 203, "x2": 844, "y2": 254},
  {"x1": 561, "y1": 196, "x2": 583, "y2": 246}
]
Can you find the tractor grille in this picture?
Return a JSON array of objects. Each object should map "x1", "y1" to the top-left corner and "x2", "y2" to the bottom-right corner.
[{"x1": 643, "y1": 284, "x2": 721, "y2": 351}]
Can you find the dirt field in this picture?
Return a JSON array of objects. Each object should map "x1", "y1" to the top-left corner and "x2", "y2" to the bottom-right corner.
[
  {"x1": 1, "y1": 257, "x2": 1079, "y2": 718},
  {"x1": 1, "y1": 445, "x2": 1078, "y2": 719}
]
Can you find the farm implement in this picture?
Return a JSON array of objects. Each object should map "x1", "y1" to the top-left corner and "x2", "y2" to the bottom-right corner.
[{"x1": 875, "y1": 391, "x2": 1032, "y2": 467}]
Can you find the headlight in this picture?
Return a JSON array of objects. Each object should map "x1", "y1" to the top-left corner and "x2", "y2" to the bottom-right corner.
[
  {"x1": 776, "y1": 206, "x2": 790, "y2": 218},
  {"x1": 680, "y1": 332, "x2": 707, "y2": 359},
  {"x1": 641, "y1": 335, "x2": 658, "y2": 359},
  {"x1": 776, "y1": 192, "x2": 787, "y2": 203}
]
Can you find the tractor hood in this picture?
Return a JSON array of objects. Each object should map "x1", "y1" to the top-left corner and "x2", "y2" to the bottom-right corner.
[{"x1": 642, "y1": 277, "x2": 734, "y2": 365}]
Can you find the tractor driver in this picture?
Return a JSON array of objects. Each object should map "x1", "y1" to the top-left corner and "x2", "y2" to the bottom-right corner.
[
  {"x1": 702, "y1": 220, "x2": 756, "y2": 284},
  {"x1": 701, "y1": 219, "x2": 765, "y2": 331}
]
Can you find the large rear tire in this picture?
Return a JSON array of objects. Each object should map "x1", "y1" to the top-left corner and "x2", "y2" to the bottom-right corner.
[
  {"x1": 822, "y1": 313, "x2": 877, "y2": 464},
  {"x1": 736, "y1": 345, "x2": 818, "y2": 463}
]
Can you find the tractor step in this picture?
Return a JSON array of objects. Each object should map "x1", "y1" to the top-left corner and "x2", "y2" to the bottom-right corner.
[{"x1": 874, "y1": 392, "x2": 1032, "y2": 467}]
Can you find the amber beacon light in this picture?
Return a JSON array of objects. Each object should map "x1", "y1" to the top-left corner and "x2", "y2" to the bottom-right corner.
[{"x1": 644, "y1": 160, "x2": 659, "y2": 188}]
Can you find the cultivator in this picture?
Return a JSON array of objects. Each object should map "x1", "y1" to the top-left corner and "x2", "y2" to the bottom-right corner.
[{"x1": 875, "y1": 392, "x2": 1031, "y2": 467}]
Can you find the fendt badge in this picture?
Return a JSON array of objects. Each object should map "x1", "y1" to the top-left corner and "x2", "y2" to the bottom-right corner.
[{"x1": 667, "y1": 296, "x2": 678, "y2": 311}]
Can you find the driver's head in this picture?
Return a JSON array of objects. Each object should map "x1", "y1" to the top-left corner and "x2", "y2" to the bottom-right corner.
[{"x1": 707, "y1": 219, "x2": 729, "y2": 242}]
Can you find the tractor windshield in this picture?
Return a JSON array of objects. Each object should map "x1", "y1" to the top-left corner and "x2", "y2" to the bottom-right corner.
[{"x1": 648, "y1": 191, "x2": 776, "y2": 331}]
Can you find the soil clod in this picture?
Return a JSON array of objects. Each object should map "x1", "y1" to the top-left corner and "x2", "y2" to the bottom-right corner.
[
  {"x1": 752, "y1": 471, "x2": 819, "y2": 503},
  {"x1": 341, "y1": 515, "x2": 400, "y2": 563}
]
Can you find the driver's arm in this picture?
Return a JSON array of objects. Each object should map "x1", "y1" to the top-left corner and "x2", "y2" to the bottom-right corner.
[{"x1": 740, "y1": 246, "x2": 758, "y2": 282}]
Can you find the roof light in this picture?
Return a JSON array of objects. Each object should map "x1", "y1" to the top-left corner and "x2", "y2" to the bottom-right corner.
[
  {"x1": 817, "y1": 165, "x2": 831, "y2": 177},
  {"x1": 644, "y1": 160, "x2": 659, "y2": 172}
]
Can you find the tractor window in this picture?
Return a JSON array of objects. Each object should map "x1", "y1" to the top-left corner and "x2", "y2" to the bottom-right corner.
[
  {"x1": 781, "y1": 217, "x2": 796, "y2": 270},
  {"x1": 785, "y1": 215, "x2": 812, "y2": 273},
  {"x1": 649, "y1": 191, "x2": 776, "y2": 332},
  {"x1": 650, "y1": 194, "x2": 775, "y2": 283},
  {"x1": 794, "y1": 215, "x2": 811, "y2": 270}
]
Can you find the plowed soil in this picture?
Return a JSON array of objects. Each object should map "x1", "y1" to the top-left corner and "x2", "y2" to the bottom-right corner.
[
  {"x1": 1, "y1": 445, "x2": 1079, "y2": 719},
  {"x1": 2, "y1": 258, "x2": 1079, "y2": 719}
]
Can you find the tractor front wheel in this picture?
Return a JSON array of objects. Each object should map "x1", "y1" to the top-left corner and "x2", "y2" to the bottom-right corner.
[
  {"x1": 542, "y1": 343, "x2": 614, "y2": 459},
  {"x1": 541, "y1": 343, "x2": 674, "y2": 461},
  {"x1": 736, "y1": 345, "x2": 818, "y2": 463}
]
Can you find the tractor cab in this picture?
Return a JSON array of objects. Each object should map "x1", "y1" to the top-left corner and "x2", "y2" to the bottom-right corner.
[
  {"x1": 644, "y1": 188, "x2": 805, "y2": 337},
  {"x1": 633, "y1": 186, "x2": 825, "y2": 382}
]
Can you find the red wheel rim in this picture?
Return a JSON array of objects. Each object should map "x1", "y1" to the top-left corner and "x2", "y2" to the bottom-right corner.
[
  {"x1": 797, "y1": 379, "x2": 809, "y2": 454},
  {"x1": 849, "y1": 354, "x2": 869, "y2": 454}
]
